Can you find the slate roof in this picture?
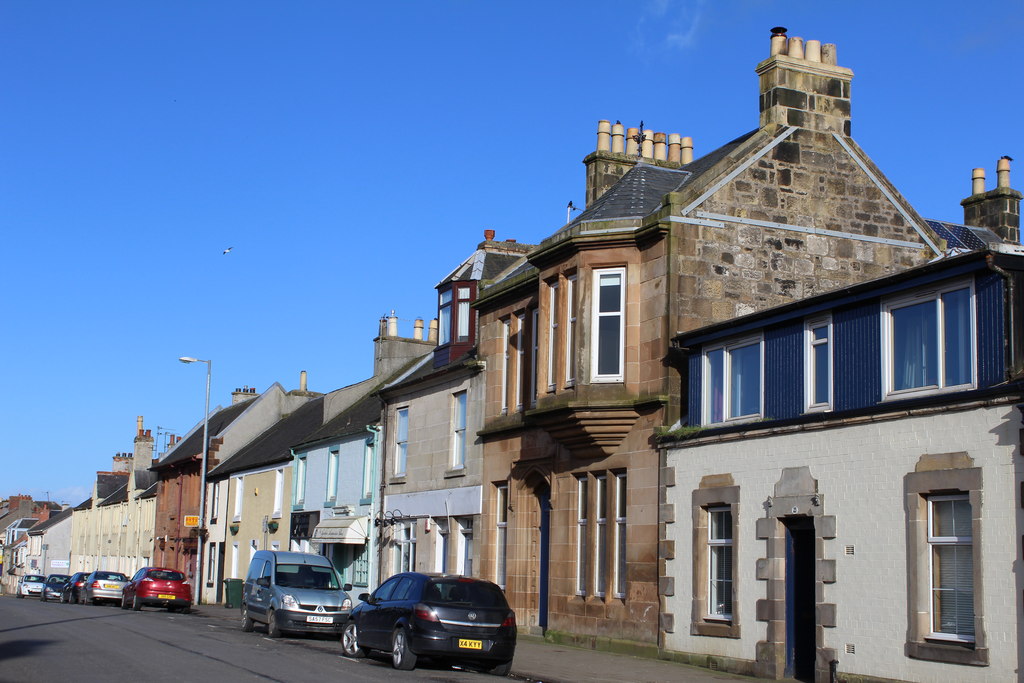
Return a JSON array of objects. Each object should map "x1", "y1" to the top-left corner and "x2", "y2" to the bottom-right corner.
[
  {"x1": 925, "y1": 219, "x2": 1002, "y2": 252},
  {"x1": 27, "y1": 508, "x2": 72, "y2": 534},
  {"x1": 295, "y1": 394, "x2": 382, "y2": 450},
  {"x1": 207, "y1": 396, "x2": 325, "y2": 479},
  {"x1": 97, "y1": 473, "x2": 128, "y2": 500},
  {"x1": 74, "y1": 497, "x2": 92, "y2": 511},
  {"x1": 97, "y1": 483, "x2": 128, "y2": 507},
  {"x1": 437, "y1": 243, "x2": 534, "y2": 287},
  {"x1": 562, "y1": 130, "x2": 759, "y2": 231},
  {"x1": 153, "y1": 399, "x2": 254, "y2": 470}
]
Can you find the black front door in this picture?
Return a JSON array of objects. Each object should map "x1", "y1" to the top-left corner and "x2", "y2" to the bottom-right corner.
[
  {"x1": 537, "y1": 486, "x2": 550, "y2": 630},
  {"x1": 784, "y1": 517, "x2": 816, "y2": 681}
]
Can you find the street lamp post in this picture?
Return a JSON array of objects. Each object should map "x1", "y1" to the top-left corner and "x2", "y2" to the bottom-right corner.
[{"x1": 179, "y1": 356, "x2": 211, "y2": 605}]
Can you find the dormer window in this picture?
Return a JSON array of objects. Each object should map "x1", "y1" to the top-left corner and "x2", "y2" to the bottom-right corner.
[
  {"x1": 437, "y1": 283, "x2": 476, "y2": 349},
  {"x1": 439, "y1": 289, "x2": 453, "y2": 345}
]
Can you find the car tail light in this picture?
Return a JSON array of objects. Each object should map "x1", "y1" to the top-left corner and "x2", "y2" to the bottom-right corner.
[
  {"x1": 501, "y1": 612, "x2": 516, "y2": 628},
  {"x1": 413, "y1": 603, "x2": 439, "y2": 622},
  {"x1": 91, "y1": 581, "x2": 101, "y2": 588},
  {"x1": 141, "y1": 577, "x2": 154, "y2": 583},
  {"x1": 181, "y1": 580, "x2": 190, "y2": 586}
]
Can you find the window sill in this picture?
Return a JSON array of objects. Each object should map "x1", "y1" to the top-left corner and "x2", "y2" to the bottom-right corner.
[
  {"x1": 389, "y1": 476, "x2": 407, "y2": 485},
  {"x1": 359, "y1": 497, "x2": 372, "y2": 506},
  {"x1": 906, "y1": 640, "x2": 988, "y2": 666},
  {"x1": 271, "y1": 512, "x2": 282, "y2": 520},
  {"x1": 591, "y1": 376, "x2": 624, "y2": 384},
  {"x1": 883, "y1": 383, "x2": 975, "y2": 403},
  {"x1": 322, "y1": 501, "x2": 336, "y2": 508},
  {"x1": 692, "y1": 619, "x2": 740, "y2": 639},
  {"x1": 444, "y1": 468, "x2": 467, "y2": 479},
  {"x1": 291, "y1": 504, "x2": 304, "y2": 512}
]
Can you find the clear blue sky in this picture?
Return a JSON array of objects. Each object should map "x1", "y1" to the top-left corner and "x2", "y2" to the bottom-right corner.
[{"x1": 2, "y1": 1, "x2": 1021, "y2": 505}]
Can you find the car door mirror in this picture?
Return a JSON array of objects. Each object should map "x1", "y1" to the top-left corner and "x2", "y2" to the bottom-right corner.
[
  {"x1": 256, "y1": 577, "x2": 270, "y2": 588},
  {"x1": 343, "y1": 583, "x2": 352, "y2": 592},
  {"x1": 358, "y1": 593, "x2": 371, "y2": 603}
]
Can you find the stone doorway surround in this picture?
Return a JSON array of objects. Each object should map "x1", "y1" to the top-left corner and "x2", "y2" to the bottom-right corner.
[{"x1": 754, "y1": 466, "x2": 837, "y2": 682}]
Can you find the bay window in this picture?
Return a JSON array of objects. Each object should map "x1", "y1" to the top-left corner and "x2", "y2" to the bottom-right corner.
[{"x1": 592, "y1": 268, "x2": 625, "y2": 382}]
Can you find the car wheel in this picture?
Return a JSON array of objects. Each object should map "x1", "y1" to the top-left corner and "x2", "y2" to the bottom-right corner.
[
  {"x1": 266, "y1": 609, "x2": 282, "y2": 638},
  {"x1": 40, "y1": 594, "x2": 46, "y2": 602},
  {"x1": 341, "y1": 621, "x2": 366, "y2": 658},
  {"x1": 132, "y1": 594, "x2": 142, "y2": 611},
  {"x1": 91, "y1": 597, "x2": 99, "y2": 606},
  {"x1": 121, "y1": 594, "x2": 129, "y2": 610},
  {"x1": 16, "y1": 592, "x2": 23, "y2": 599},
  {"x1": 177, "y1": 605, "x2": 191, "y2": 615},
  {"x1": 241, "y1": 604, "x2": 255, "y2": 632},
  {"x1": 488, "y1": 660, "x2": 513, "y2": 676},
  {"x1": 391, "y1": 627, "x2": 417, "y2": 671}
]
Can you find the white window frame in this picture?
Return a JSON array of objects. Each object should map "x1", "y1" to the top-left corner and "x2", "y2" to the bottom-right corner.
[
  {"x1": 326, "y1": 449, "x2": 339, "y2": 502},
  {"x1": 707, "y1": 506, "x2": 733, "y2": 620},
  {"x1": 451, "y1": 391, "x2": 467, "y2": 469},
  {"x1": 438, "y1": 288, "x2": 453, "y2": 345},
  {"x1": 210, "y1": 481, "x2": 220, "y2": 523},
  {"x1": 530, "y1": 309, "x2": 539, "y2": 407},
  {"x1": 395, "y1": 521, "x2": 416, "y2": 572},
  {"x1": 501, "y1": 319, "x2": 511, "y2": 414},
  {"x1": 233, "y1": 476, "x2": 244, "y2": 522},
  {"x1": 362, "y1": 438, "x2": 374, "y2": 500},
  {"x1": 457, "y1": 517, "x2": 473, "y2": 577},
  {"x1": 882, "y1": 280, "x2": 976, "y2": 400},
  {"x1": 434, "y1": 518, "x2": 449, "y2": 573},
  {"x1": 231, "y1": 542, "x2": 239, "y2": 578},
  {"x1": 395, "y1": 408, "x2": 409, "y2": 476},
  {"x1": 565, "y1": 274, "x2": 577, "y2": 387},
  {"x1": 804, "y1": 317, "x2": 833, "y2": 412},
  {"x1": 613, "y1": 472, "x2": 627, "y2": 599},
  {"x1": 575, "y1": 474, "x2": 588, "y2": 596},
  {"x1": 273, "y1": 468, "x2": 284, "y2": 519},
  {"x1": 292, "y1": 456, "x2": 306, "y2": 507},
  {"x1": 591, "y1": 267, "x2": 626, "y2": 383},
  {"x1": 547, "y1": 281, "x2": 559, "y2": 391},
  {"x1": 515, "y1": 313, "x2": 525, "y2": 410},
  {"x1": 496, "y1": 484, "x2": 508, "y2": 589},
  {"x1": 702, "y1": 335, "x2": 764, "y2": 425},
  {"x1": 927, "y1": 494, "x2": 975, "y2": 643},
  {"x1": 594, "y1": 474, "x2": 607, "y2": 598},
  {"x1": 456, "y1": 286, "x2": 472, "y2": 342}
]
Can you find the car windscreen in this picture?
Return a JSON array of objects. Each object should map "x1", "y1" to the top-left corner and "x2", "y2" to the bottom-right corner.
[
  {"x1": 24, "y1": 575, "x2": 46, "y2": 583},
  {"x1": 424, "y1": 579, "x2": 509, "y2": 608},
  {"x1": 147, "y1": 570, "x2": 184, "y2": 581},
  {"x1": 95, "y1": 572, "x2": 127, "y2": 581},
  {"x1": 274, "y1": 564, "x2": 340, "y2": 590}
]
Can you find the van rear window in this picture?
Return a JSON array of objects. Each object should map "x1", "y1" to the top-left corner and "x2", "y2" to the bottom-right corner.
[{"x1": 147, "y1": 570, "x2": 184, "y2": 581}]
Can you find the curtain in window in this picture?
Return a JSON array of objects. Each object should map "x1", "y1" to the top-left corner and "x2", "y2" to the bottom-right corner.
[
  {"x1": 729, "y1": 343, "x2": 760, "y2": 417},
  {"x1": 893, "y1": 300, "x2": 937, "y2": 390}
]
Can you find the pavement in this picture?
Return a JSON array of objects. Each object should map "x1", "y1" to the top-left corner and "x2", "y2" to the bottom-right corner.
[{"x1": 192, "y1": 604, "x2": 764, "y2": 683}]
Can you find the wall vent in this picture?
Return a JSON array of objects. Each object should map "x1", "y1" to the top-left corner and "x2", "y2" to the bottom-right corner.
[
  {"x1": 845, "y1": 643, "x2": 856, "y2": 654},
  {"x1": 844, "y1": 545, "x2": 855, "y2": 555}
]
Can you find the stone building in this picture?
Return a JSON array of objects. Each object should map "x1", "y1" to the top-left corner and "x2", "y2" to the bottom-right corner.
[
  {"x1": 660, "y1": 244, "x2": 1023, "y2": 682},
  {"x1": 472, "y1": 28, "x2": 951, "y2": 650},
  {"x1": 377, "y1": 235, "x2": 531, "y2": 583}
]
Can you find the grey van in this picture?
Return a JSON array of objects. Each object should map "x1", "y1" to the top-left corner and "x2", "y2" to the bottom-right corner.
[{"x1": 241, "y1": 550, "x2": 353, "y2": 638}]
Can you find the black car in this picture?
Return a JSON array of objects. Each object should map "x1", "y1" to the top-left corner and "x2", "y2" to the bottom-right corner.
[
  {"x1": 61, "y1": 572, "x2": 91, "y2": 604},
  {"x1": 41, "y1": 574, "x2": 70, "y2": 601},
  {"x1": 341, "y1": 573, "x2": 515, "y2": 675}
]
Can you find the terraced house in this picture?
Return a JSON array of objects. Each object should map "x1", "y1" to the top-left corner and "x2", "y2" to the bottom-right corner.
[{"x1": 471, "y1": 28, "x2": 981, "y2": 655}]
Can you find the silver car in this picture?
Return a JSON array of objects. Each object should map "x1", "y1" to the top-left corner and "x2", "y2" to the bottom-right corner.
[
  {"x1": 16, "y1": 574, "x2": 46, "y2": 598},
  {"x1": 82, "y1": 571, "x2": 129, "y2": 605}
]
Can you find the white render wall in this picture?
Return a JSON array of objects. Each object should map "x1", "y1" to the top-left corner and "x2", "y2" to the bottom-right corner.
[{"x1": 664, "y1": 404, "x2": 1021, "y2": 683}]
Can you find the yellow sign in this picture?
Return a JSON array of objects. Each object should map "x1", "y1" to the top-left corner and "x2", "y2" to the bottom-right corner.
[{"x1": 183, "y1": 515, "x2": 200, "y2": 528}]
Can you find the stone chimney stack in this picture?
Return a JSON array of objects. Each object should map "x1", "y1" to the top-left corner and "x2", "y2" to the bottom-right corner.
[
  {"x1": 582, "y1": 120, "x2": 690, "y2": 208},
  {"x1": 232, "y1": 386, "x2": 258, "y2": 404},
  {"x1": 133, "y1": 416, "x2": 154, "y2": 464},
  {"x1": 112, "y1": 452, "x2": 133, "y2": 473},
  {"x1": 962, "y1": 157, "x2": 1022, "y2": 244},
  {"x1": 757, "y1": 27, "x2": 853, "y2": 135}
]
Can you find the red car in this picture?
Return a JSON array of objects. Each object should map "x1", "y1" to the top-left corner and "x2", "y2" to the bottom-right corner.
[{"x1": 121, "y1": 567, "x2": 192, "y2": 612}]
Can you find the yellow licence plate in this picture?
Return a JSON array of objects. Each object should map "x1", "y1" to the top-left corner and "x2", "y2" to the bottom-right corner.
[
  {"x1": 103, "y1": 584, "x2": 120, "y2": 589},
  {"x1": 458, "y1": 639, "x2": 482, "y2": 650},
  {"x1": 158, "y1": 594, "x2": 177, "y2": 600}
]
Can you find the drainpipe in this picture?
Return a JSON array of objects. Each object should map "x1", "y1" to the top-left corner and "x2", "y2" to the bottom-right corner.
[{"x1": 365, "y1": 424, "x2": 382, "y2": 591}]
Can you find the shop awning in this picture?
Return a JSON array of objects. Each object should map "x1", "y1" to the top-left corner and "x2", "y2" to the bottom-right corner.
[{"x1": 311, "y1": 516, "x2": 368, "y2": 544}]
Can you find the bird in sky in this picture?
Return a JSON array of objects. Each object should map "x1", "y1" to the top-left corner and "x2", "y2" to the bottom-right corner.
[{"x1": 222, "y1": 247, "x2": 233, "y2": 255}]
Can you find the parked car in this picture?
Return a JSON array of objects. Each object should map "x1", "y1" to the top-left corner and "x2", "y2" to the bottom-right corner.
[
  {"x1": 341, "y1": 573, "x2": 516, "y2": 675},
  {"x1": 82, "y1": 570, "x2": 129, "y2": 605},
  {"x1": 40, "y1": 574, "x2": 70, "y2": 601},
  {"x1": 61, "y1": 572, "x2": 90, "y2": 603},
  {"x1": 121, "y1": 567, "x2": 192, "y2": 612},
  {"x1": 241, "y1": 550, "x2": 352, "y2": 638},
  {"x1": 16, "y1": 574, "x2": 47, "y2": 599}
]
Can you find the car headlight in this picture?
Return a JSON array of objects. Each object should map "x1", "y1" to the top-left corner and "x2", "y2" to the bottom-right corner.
[
  {"x1": 281, "y1": 594, "x2": 298, "y2": 609},
  {"x1": 342, "y1": 598, "x2": 352, "y2": 610}
]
